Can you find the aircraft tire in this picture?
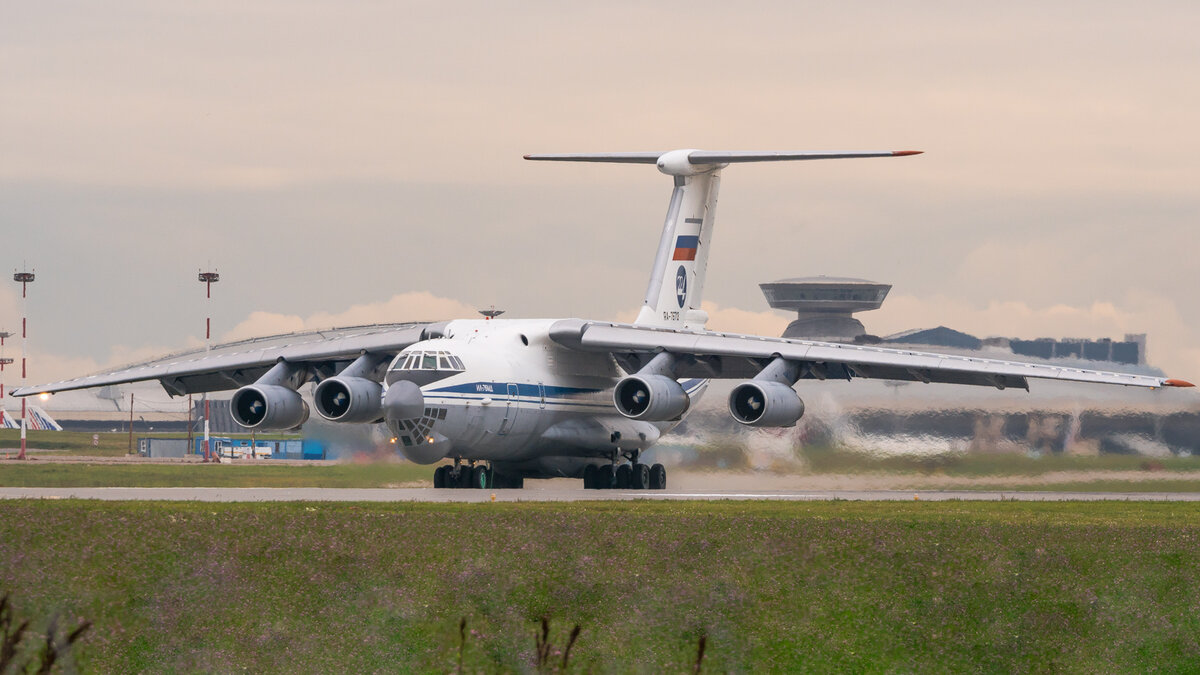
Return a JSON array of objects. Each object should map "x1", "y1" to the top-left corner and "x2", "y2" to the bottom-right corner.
[
  {"x1": 583, "y1": 464, "x2": 598, "y2": 489},
  {"x1": 597, "y1": 465, "x2": 615, "y2": 489},
  {"x1": 455, "y1": 467, "x2": 472, "y2": 489},
  {"x1": 433, "y1": 465, "x2": 449, "y2": 489},
  {"x1": 631, "y1": 463, "x2": 650, "y2": 489},
  {"x1": 615, "y1": 464, "x2": 632, "y2": 489},
  {"x1": 471, "y1": 465, "x2": 490, "y2": 489},
  {"x1": 649, "y1": 464, "x2": 667, "y2": 490}
]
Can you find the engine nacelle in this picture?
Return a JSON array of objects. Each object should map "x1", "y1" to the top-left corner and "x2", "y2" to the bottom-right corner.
[
  {"x1": 729, "y1": 380, "x2": 805, "y2": 427},
  {"x1": 613, "y1": 374, "x2": 690, "y2": 421},
  {"x1": 314, "y1": 376, "x2": 384, "y2": 424},
  {"x1": 230, "y1": 384, "x2": 310, "y2": 430}
]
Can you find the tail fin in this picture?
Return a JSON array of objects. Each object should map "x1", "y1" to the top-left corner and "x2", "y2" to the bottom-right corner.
[{"x1": 525, "y1": 149, "x2": 921, "y2": 330}]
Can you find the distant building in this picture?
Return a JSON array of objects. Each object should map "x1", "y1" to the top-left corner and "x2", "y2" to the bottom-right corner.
[
  {"x1": 759, "y1": 276, "x2": 891, "y2": 340},
  {"x1": 884, "y1": 326, "x2": 982, "y2": 351}
]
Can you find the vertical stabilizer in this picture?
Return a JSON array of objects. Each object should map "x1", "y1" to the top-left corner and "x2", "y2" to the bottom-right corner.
[
  {"x1": 524, "y1": 148, "x2": 921, "y2": 331},
  {"x1": 634, "y1": 150, "x2": 721, "y2": 329}
]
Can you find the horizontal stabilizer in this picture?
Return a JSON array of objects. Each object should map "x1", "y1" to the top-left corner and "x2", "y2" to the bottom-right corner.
[
  {"x1": 690, "y1": 150, "x2": 921, "y2": 163},
  {"x1": 524, "y1": 149, "x2": 922, "y2": 165},
  {"x1": 523, "y1": 152, "x2": 662, "y2": 163}
]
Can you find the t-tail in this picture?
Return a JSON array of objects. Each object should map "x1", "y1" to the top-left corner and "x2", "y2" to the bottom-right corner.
[{"x1": 525, "y1": 149, "x2": 921, "y2": 330}]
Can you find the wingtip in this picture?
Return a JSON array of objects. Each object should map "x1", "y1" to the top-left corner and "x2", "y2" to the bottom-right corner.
[
  {"x1": 1164, "y1": 378, "x2": 1195, "y2": 388},
  {"x1": 892, "y1": 150, "x2": 923, "y2": 157}
]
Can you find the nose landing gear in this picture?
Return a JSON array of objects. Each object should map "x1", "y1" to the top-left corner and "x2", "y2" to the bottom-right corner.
[{"x1": 432, "y1": 461, "x2": 524, "y2": 489}]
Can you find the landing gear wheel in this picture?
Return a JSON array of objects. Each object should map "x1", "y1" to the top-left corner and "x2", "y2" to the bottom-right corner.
[
  {"x1": 631, "y1": 463, "x2": 650, "y2": 490},
  {"x1": 615, "y1": 464, "x2": 632, "y2": 489},
  {"x1": 649, "y1": 463, "x2": 667, "y2": 490},
  {"x1": 433, "y1": 465, "x2": 449, "y2": 488},
  {"x1": 597, "y1": 465, "x2": 615, "y2": 490},
  {"x1": 455, "y1": 467, "x2": 472, "y2": 488},
  {"x1": 583, "y1": 464, "x2": 598, "y2": 490},
  {"x1": 471, "y1": 465, "x2": 490, "y2": 489}
]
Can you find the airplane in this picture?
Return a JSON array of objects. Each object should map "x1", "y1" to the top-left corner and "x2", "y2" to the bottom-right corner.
[{"x1": 14, "y1": 149, "x2": 1194, "y2": 489}]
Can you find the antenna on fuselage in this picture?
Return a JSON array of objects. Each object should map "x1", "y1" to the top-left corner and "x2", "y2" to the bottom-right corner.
[{"x1": 479, "y1": 306, "x2": 505, "y2": 320}]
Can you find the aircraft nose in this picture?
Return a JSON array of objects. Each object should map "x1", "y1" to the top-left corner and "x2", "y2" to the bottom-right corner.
[{"x1": 384, "y1": 380, "x2": 424, "y2": 421}]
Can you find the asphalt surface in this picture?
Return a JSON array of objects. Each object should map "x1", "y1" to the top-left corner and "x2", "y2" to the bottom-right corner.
[{"x1": 2, "y1": 486, "x2": 1200, "y2": 502}]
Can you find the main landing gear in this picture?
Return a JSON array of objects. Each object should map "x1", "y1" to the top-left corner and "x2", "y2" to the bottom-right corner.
[
  {"x1": 583, "y1": 451, "x2": 666, "y2": 490},
  {"x1": 433, "y1": 462, "x2": 523, "y2": 489}
]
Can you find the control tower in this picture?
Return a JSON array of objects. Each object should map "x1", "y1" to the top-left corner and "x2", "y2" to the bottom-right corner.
[{"x1": 759, "y1": 276, "x2": 891, "y2": 340}]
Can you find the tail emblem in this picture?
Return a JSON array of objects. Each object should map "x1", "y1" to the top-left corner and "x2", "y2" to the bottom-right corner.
[{"x1": 675, "y1": 265, "x2": 688, "y2": 308}]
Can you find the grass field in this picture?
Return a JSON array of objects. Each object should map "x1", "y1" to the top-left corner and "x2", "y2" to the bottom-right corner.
[
  {"x1": 2, "y1": 501, "x2": 1199, "y2": 672},
  {"x1": 0, "y1": 462, "x2": 431, "y2": 488}
]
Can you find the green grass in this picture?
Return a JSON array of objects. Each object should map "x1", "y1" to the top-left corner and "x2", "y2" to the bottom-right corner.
[
  {"x1": 964, "y1": 479, "x2": 1200, "y2": 493},
  {"x1": 801, "y1": 443, "x2": 1200, "y2": 476},
  {"x1": 0, "y1": 462, "x2": 431, "y2": 488},
  {"x1": 3, "y1": 501, "x2": 1200, "y2": 672}
]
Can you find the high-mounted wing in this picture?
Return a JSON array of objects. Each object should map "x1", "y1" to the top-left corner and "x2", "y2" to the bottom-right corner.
[
  {"x1": 548, "y1": 319, "x2": 1193, "y2": 390},
  {"x1": 12, "y1": 322, "x2": 441, "y2": 398}
]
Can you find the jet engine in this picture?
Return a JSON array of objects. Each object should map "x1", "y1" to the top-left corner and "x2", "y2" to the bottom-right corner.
[
  {"x1": 314, "y1": 377, "x2": 384, "y2": 424},
  {"x1": 728, "y1": 380, "x2": 804, "y2": 427},
  {"x1": 613, "y1": 374, "x2": 689, "y2": 421},
  {"x1": 230, "y1": 384, "x2": 310, "y2": 430}
]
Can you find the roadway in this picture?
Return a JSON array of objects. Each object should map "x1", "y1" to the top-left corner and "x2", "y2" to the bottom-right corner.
[{"x1": 2, "y1": 486, "x2": 1199, "y2": 502}]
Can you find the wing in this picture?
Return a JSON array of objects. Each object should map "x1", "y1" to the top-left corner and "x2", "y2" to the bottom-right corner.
[
  {"x1": 13, "y1": 322, "x2": 442, "y2": 397},
  {"x1": 548, "y1": 319, "x2": 1193, "y2": 390}
]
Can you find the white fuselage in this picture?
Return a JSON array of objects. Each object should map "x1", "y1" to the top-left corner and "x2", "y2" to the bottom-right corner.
[{"x1": 383, "y1": 319, "x2": 707, "y2": 477}]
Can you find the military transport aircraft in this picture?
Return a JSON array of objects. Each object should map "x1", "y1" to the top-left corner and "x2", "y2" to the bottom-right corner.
[{"x1": 14, "y1": 149, "x2": 1194, "y2": 489}]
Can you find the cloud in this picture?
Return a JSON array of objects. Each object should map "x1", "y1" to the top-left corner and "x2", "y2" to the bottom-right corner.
[{"x1": 221, "y1": 291, "x2": 477, "y2": 342}]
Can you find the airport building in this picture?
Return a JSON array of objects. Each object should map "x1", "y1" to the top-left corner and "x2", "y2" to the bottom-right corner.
[{"x1": 759, "y1": 276, "x2": 891, "y2": 341}]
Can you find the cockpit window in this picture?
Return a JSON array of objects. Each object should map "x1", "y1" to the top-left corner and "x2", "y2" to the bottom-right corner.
[{"x1": 391, "y1": 350, "x2": 466, "y2": 373}]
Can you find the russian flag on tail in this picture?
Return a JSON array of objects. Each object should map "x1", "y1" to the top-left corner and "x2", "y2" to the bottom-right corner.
[{"x1": 672, "y1": 235, "x2": 699, "y2": 261}]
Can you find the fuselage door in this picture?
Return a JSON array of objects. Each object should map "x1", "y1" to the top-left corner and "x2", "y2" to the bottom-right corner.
[{"x1": 498, "y1": 383, "x2": 520, "y2": 435}]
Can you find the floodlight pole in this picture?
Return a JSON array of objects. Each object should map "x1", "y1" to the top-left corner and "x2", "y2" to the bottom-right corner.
[
  {"x1": 0, "y1": 332, "x2": 10, "y2": 401},
  {"x1": 198, "y1": 270, "x2": 219, "y2": 462},
  {"x1": 0, "y1": 332, "x2": 12, "y2": 433},
  {"x1": 13, "y1": 269, "x2": 34, "y2": 460}
]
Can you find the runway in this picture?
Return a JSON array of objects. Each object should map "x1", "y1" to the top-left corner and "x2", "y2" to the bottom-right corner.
[{"x1": 3, "y1": 486, "x2": 1200, "y2": 502}]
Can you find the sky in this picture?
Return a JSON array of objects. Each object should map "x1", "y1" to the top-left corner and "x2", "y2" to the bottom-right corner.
[{"x1": 2, "y1": 1, "x2": 1199, "y2": 386}]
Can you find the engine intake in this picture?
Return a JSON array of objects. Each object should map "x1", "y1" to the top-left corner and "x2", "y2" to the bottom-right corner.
[
  {"x1": 314, "y1": 376, "x2": 384, "y2": 424},
  {"x1": 613, "y1": 374, "x2": 689, "y2": 421},
  {"x1": 729, "y1": 380, "x2": 804, "y2": 427},
  {"x1": 230, "y1": 384, "x2": 310, "y2": 430}
]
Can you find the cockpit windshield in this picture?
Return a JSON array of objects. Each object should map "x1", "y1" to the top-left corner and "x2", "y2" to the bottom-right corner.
[{"x1": 391, "y1": 350, "x2": 465, "y2": 372}]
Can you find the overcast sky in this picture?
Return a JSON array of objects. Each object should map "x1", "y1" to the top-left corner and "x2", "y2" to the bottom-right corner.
[{"x1": 3, "y1": 1, "x2": 1199, "y2": 386}]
